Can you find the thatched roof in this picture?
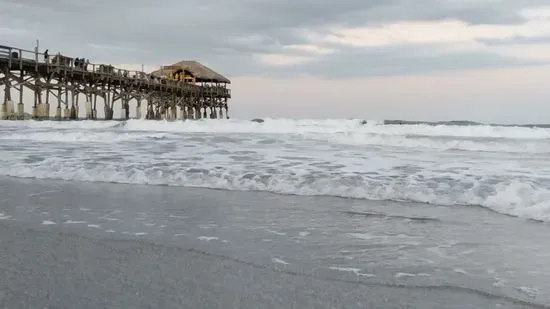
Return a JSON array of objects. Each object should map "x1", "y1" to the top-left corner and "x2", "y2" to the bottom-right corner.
[{"x1": 150, "y1": 60, "x2": 230, "y2": 84}]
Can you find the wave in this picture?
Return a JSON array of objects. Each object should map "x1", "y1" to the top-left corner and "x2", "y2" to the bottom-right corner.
[
  {"x1": 90, "y1": 118, "x2": 550, "y2": 139},
  {"x1": 1, "y1": 117, "x2": 549, "y2": 222},
  {"x1": 120, "y1": 119, "x2": 550, "y2": 140},
  {"x1": 3, "y1": 118, "x2": 550, "y2": 140},
  {"x1": 0, "y1": 128, "x2": 547, "y2": 154},
  {"x1": 0, "y1": 131, "x2": 168, "y2": 143},
  {"x1": 307, "y1": 133, "x2": 549, "y2": 153},
  {"x1": 2, "y1": 164, "x2": 549, "y2": 222},
  {"x1": 385, "y1": 119, "x2": 550, "y2": 128},
  {"x1": 1, "y1": 119, "x2": 549, "y2": 154}
]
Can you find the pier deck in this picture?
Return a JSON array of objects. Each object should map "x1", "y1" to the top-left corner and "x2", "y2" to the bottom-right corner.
[{"x1": 0, "y1": 44, "x2": 231, "y2": 120}]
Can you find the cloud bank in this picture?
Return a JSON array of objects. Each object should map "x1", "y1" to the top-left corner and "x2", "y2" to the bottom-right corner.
[{"x1": 2, "y1": 0, "x2": 550, "y2": 78}]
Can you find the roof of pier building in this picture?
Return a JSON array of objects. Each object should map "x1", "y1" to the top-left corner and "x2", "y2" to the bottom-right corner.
[{"x1": 150, "y1": 60, "x2": 230, "y2": 84}]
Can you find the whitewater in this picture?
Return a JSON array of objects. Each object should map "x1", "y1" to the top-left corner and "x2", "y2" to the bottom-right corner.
[{"x1": 0, "y1": 118, "x2": 549, "y2": 222}]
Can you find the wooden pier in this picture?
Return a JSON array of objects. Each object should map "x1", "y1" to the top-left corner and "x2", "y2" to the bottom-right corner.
[{"x1": 0, "y1": 43, "x2": 231, "y2": 120}]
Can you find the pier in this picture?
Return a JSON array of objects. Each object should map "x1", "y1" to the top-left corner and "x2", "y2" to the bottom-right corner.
[{"x1": 0, "y1": 43, "x2": 231, "y2": 120}]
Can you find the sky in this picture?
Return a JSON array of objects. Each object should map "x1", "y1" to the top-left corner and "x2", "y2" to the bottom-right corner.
[{"x1": 2, "y1": 0, "x2": 550, "y2": 123}]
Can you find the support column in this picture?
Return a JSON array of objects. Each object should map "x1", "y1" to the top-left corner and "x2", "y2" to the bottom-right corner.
[
  {"x1": 186, "y1": 107, "x2": 193, "y2": 120},
  {"x1": 16, "y1": 102, "x2": 24, "y2": 119},
  {"x1": 159, "y1": 107, "x2": 165, "y2": 120},
  {"x1": 136, "y1": 104, "x2": 142, "y2": 119},
  {"x1": 104, "y1": 105, "x2": 113, "y2": 120},
  {"x1": 92, "y1": 95, "x2": 98, "y2": 120},
  {"x1": 85, "y1": 101, "x2": 93, "y2": 119},
  {"x1": 120, "y1": 99, "x2": 129, "y2": 120},
  {"x1": 177, "y1": 106, "x2": 185, "y2": 120},
  {"x1": 55, "y1": 107, "x2": 62, "y2": 120},
  {"x1": 195, "y1": 107, "x2": 201, "y2": 119},
  {"x1": 70, "y1": 105, "x2": 78, "y2": 120},
  {"x1": 32, "y1": 105, "x2": 38, "y2": 119},
  {"x1": 146, "y1": 104, "x2": 154, "y2": 119},
  {"x1": 64, "y1": 106, "x2": 71, "y2": 119},
  {"x1": 158, "y1": 106, "x2": 165, "y2": 120},
  {"x1": 171, "y1": 106, "x2": 177, "y2": 120},
  {"x1": 36, "y1": 103, "x2": 43, "y2": 119},
  {"x1": 35, "y1": 103, "x2": 45, "y2": 119},
  {"x1": 210, "y1": 107, "x2": 217, "y2": 119},
  {"x1": 7, "y1": 101, "x2": 15, "y2": 119},
  {"x1": 120, "y1": 103, "x2": 127, "y2": 120},
  {"x1": 44, "y1": 103, "x2": 50, "y2": 119},
  {"x1": 0, "y1": 101, "x2": 8, "y2": 120},
  {"x1": 218, "y1": 107, "x2": 224, "y2": 119}
]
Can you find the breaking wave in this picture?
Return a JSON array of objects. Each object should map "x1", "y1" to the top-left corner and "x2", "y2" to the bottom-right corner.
[{"x1": 0, "y1": 117, "x2": 549, "y2": 222}]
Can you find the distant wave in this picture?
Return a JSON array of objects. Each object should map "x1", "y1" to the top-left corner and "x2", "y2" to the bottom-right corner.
[
  {"x1": 383, "y1": 119, "x2": 550, "y2": 128},
  {"x1": 2, "y1": 118, "x2": 550, "y2": 146},
  {"x1": 2, "y1": 117, "x2": 550, "y2": 128}
]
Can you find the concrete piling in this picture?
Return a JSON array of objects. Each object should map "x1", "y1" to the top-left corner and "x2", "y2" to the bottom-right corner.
[
  {"x1": 85, "y1": 101, "x2": 93, "y2": 119},
  {"x1": 44, "y1": 103, "x2": 50, "y2": 119},
  {"x1": 70, "y1": 106, "x2": 78, "y2": 119},
  {"x1": 171, "y1": 106, "x2": 177, "y2": 120},
  {"x1": 33, "y1": 103, "x2": 49, "y2": 119},
  {"x1": 0, "y1": 101, "x2": 8, "y2": 120},
  {"x1": 7, "y1": 101, "x2": 14, "y2": 116}
]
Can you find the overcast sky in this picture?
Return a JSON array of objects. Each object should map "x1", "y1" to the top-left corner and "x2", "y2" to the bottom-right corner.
[{"x1": 2, "y1": 0, "x2": 550, "y2": 123}]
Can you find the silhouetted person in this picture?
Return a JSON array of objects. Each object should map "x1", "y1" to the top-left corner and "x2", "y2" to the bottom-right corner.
[{"x1": 44, "y1": 49, "x2": 49, "y2": 63}]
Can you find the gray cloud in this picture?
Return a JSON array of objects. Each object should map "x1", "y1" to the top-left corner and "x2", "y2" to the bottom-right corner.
[
  {"x1": 279, "y1": 45, "x2": 543, "y2": 78},
  {"x1": 0, "y1": 0, "x2": 548, "y2": 78},
  {"x1": 480, "y1": 35, "x2": 550, "y2": 46}
]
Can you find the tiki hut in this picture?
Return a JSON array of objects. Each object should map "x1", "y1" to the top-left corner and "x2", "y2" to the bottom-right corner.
[{"x1": 150, "y1": 60, "x2": 230, "y2": 84}]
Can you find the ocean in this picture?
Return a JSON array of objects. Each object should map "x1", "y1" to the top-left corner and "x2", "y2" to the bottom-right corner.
[{"x1": 0, "y1": 118, "x2": 549, "y2": 309}]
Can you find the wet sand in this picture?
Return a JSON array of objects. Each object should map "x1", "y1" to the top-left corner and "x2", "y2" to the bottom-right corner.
[{"x1": 1, "y1": 176, "x2": 548, "y2": 309}]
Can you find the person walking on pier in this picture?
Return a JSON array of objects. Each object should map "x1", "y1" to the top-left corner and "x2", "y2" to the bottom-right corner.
[{"x1": 44, "y1": 49, "x2": 49, "y2": 63}]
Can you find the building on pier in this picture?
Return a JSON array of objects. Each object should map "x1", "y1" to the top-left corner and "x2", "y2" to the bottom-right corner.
[
  {"x1": 149, "y1": 60, "x2": 231, "y2": 119},
  {"x1": 152, "y1": 60, "x2": 231, "y2": 84},
  {"x1": 0, "y1": 43, "x2": 231, "y2": 120}
]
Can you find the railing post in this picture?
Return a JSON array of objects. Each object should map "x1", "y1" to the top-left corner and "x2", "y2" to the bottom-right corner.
[
  {"x1": 7, "y1": 47, "x2": 12, "y2": 69},
  {"x1": 35, "y1": 40, "x2": 39, "y2": 72}
]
